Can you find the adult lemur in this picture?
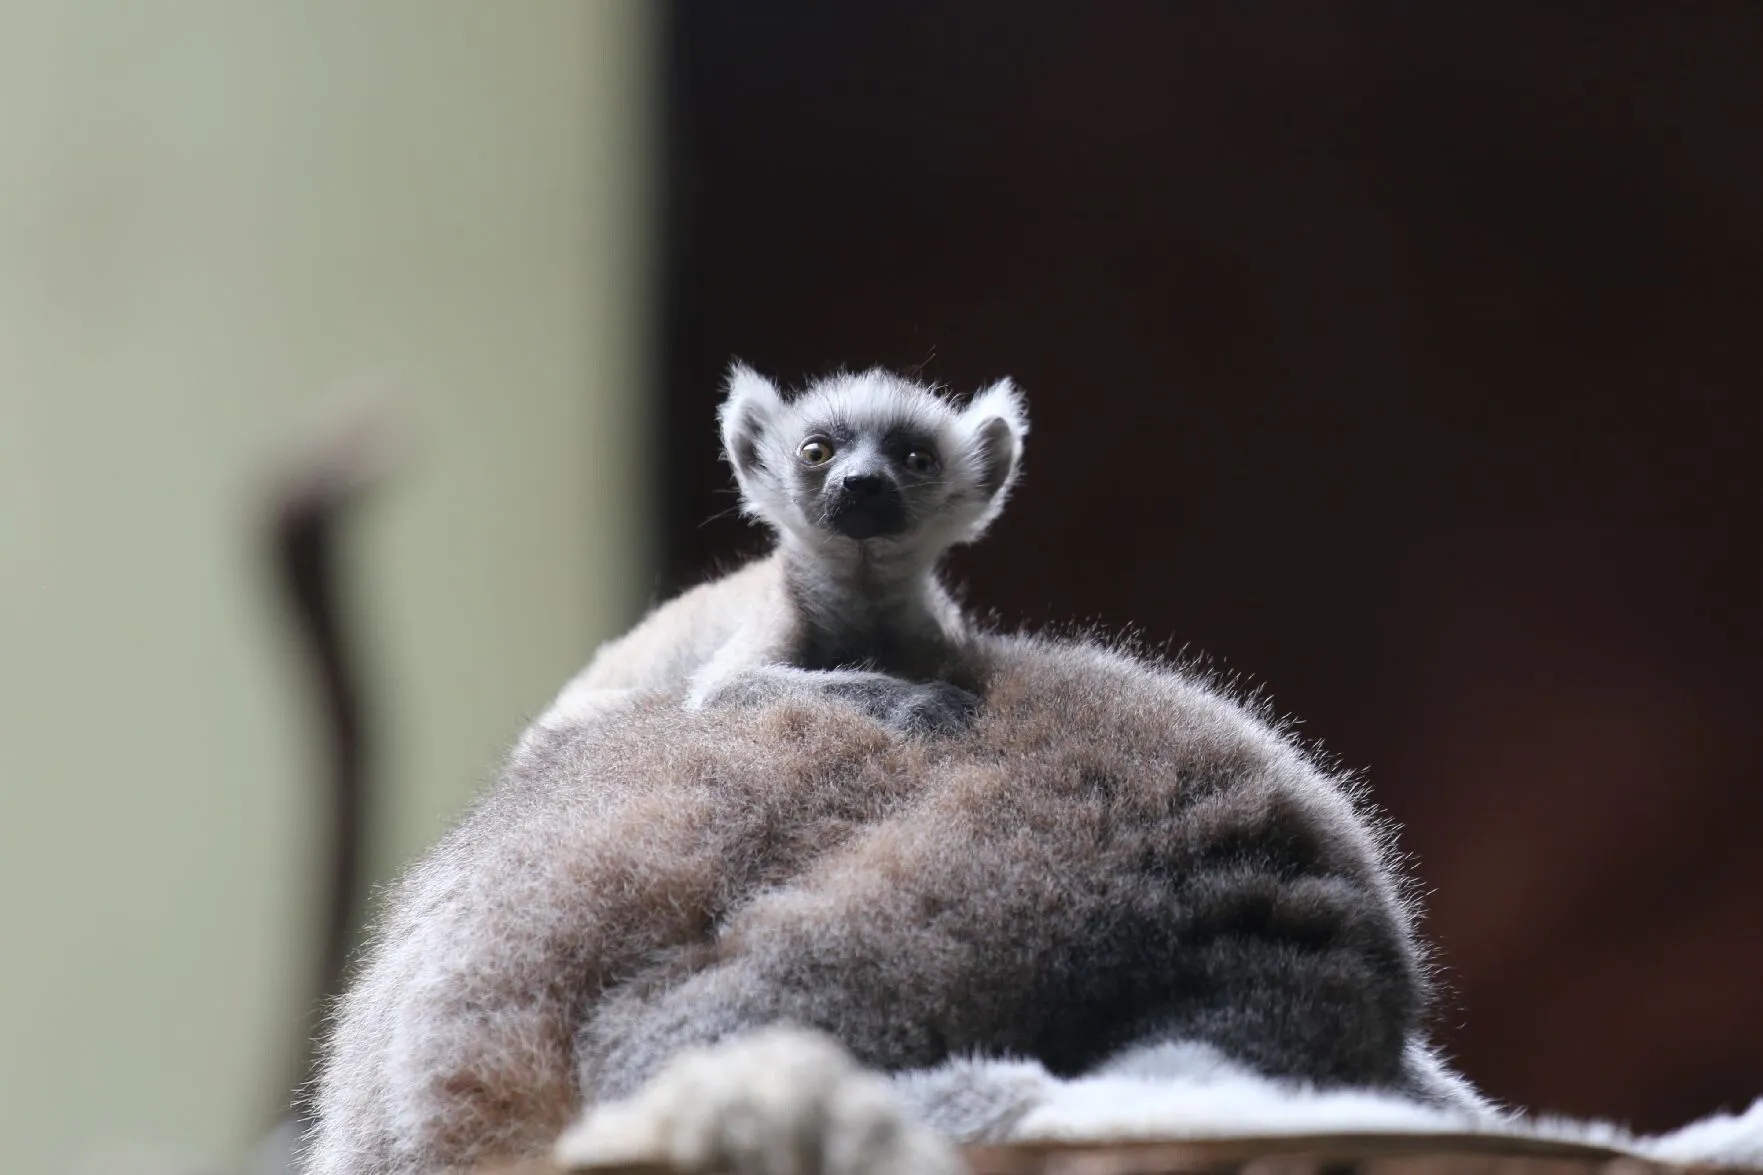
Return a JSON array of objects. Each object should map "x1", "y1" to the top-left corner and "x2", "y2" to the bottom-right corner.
[
  {"x1": 303, "y1": 367, "x2": 1491, "y2": 1175},
  {"x1": 530, "y1": 364, "x2": 1028, "y2": 741}
]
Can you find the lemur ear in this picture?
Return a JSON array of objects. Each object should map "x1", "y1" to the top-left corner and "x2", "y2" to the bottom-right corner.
[
  {"x1": 964, "y1": 377, "x2": 1029, "y2": 500},
  {"x1": 719, "y1": 362, "x2": 785, "y2": 479}
]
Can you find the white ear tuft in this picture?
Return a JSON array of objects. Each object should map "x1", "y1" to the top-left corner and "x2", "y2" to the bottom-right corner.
[
  {"x1": 718, "y1": 361, "x2": 785, "y2": 479},
  {"x1": 723, "y1": 361, "x2": 784, "y2": 412},
  {"x1": 965, "y1": 376, "x2": 1030, "y2": 440},
  {"x1": 961, "y1": 377, "x2": 1030, "y2": 526},
  {"x1": 973, "y1": 375, "x2": 1029, "y2": 493}
]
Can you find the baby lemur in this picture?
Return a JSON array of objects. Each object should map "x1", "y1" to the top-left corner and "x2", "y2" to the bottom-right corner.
[{"x1": 534, "y1": 363, "x2": 1027, "y2": 736}]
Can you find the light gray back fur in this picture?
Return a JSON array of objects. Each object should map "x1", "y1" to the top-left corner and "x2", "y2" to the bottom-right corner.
[{"x1": 302, "y1": 630, "x2": 1474, "y2": 1175}]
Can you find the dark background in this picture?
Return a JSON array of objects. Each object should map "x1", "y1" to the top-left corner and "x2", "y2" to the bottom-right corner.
[{"x1": 654, "y1": 1, "x2": 1763, "y2": 1131}]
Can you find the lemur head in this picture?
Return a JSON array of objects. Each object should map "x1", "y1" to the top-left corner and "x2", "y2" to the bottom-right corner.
[{"x1": 719, "y1": 363, "x2": 1029, "y2": 562}]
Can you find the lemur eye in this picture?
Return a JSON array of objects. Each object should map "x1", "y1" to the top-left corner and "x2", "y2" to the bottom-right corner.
[
  {"x1": 797, "y1": 438, "x2": 835, "y2": 466},
  {"x1": 904, "y1": 448, "x2": 938, "y2": 474}
]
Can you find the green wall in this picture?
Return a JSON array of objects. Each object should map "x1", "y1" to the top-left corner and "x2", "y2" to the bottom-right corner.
[{"x1": 0, "y1": 4, "x2": 655, "y2": 1170}]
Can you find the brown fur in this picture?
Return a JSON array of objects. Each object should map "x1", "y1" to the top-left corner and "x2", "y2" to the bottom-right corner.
[{"x1": 302, "y1": 632, "x2": 1431, "y2": 1175}]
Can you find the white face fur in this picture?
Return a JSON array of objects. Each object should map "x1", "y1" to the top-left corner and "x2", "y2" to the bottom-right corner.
[{"x1": 718, "y1": 364, "x2": 1030, "y2": 563}]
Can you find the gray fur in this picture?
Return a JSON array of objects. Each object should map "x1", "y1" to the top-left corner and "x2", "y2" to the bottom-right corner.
[
  {"x1": 550, "y1": 1029, "x2": 1503, "y2": 1175},
  {"x1": 885, "y1": 1035, "x2": 1502, "y2": 1144},
  {"x1": 302, "y1": 630, "x2": 1464, "y2": 1174},
  {"x1": 532, "y1": 364, "x2": 1028, "y2": 741}
]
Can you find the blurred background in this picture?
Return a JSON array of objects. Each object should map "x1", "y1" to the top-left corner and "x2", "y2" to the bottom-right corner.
[{"x1": 2, "y1": 2, "x2": 1758, "y2": 1171}]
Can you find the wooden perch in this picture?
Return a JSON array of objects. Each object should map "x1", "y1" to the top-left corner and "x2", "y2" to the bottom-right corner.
[{"x1": 476, "y1": 1130, "x2": 1757, "y2": 1175}]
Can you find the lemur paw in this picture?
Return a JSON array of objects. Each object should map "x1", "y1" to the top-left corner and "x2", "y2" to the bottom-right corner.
[
  {"x1": 697, "y1": 666, "x2": 980, "y2": 738},
  {"x1": 555, "y1": 1027, "x2": 966, "y2": 1175},
  {"x1": 825, "y1": 678, "x2": 980, "y2": 737}
]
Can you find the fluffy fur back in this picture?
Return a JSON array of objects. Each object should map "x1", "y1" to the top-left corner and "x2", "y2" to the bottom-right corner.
[{"x1": 303, "y1": 631, "x2": 1437, "y2": 1175}]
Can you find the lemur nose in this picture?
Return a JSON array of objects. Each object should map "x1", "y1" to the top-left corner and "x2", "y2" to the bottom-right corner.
[
  {"x1": 841, "y1": 473, "x2": 892, "y2": 500},
  {"x1": 828, "y1": 471, "x2": 907, "y2": 539}
]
